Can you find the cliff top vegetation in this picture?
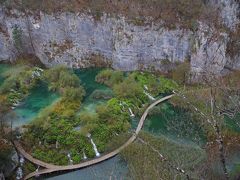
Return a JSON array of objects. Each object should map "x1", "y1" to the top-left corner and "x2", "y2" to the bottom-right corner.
[{"x1": 1, "y1": 0, "x2": 223, "y2": 30}]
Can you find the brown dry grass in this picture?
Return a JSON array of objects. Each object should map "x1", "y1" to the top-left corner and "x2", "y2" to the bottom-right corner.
[{"x1": 2, "y1": 0, "x2": 222, "y2": 29}]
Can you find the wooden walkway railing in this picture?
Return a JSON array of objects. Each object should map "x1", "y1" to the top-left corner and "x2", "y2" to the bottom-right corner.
[{"x1": 14, "y1": 94, "x2": 174, "y2": 180}]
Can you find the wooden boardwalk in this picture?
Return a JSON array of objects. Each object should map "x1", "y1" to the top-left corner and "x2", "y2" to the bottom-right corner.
[{"x1": 14, "y1": 95, "x2": 173, "y2": 180}]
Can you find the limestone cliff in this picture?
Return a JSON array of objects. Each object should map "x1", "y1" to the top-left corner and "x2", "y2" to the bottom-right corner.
[{"x1": 0, "y1": 0, "x2": 239, "y2": 75}]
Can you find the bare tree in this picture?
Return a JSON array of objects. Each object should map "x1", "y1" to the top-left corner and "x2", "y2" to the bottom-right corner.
[{"x1": 173, "y1": 71, "x2": 240, "y2": 180}]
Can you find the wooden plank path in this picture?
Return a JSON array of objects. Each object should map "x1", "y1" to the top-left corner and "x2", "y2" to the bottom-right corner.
[{"x1": 14, "y1": 94, "x2": 174, "y2": 180}]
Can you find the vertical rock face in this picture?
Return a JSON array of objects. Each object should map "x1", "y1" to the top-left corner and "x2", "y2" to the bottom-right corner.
[
  {"x1": 0, "y1": 8, "x2": 15, "y2": 61},
  {"x1": 0, "y1": 9, "x2": 192, "y2": 71},
  {"x1": 0, "y1": 2, "x2": 239, "y2": 75},
  {"x1": 190, "y1": 23, "x2": 229, "y2": 76},
  {"x1": 191, "y1": 0, "x2": 240, "y2": 77},
  {"x1": 208, "y1": 0, "x2": 239, "y2": 30}
]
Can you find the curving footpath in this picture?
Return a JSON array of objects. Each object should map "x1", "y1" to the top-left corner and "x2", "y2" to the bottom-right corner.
[{"x1": 14, "y1": 94, "x2": 174, "y2": 180}]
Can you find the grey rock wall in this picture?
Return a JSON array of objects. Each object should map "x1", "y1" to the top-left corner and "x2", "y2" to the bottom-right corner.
[
  {"x1": 0, "y1": 2, "x2": 239, "y2": 75},
  {"x1": 209, "y1": 0, "x2": 239, "y2": 30},
  {"x1": 190, "y1": 23, "x2": 229, "y2": 75},
  {"x1": 0, "y1": 9, "x2": 192, "y2": 71}
]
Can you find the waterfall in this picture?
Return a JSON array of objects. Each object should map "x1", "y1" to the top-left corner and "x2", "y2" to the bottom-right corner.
[
  {"x1": 16, "y1": 135, "x2": 22, "y2": 140},
  {"x1": 35, "y1": 166, "x2": 40, "y2": 177},
  {"x1": 87, "y1": 133, "x2": 100, "y2": 157},
  {"x1": 55, "y1": 140, "x2": 59, "y2": 149},
  {"x1": 35, "y1": 166, "x2": 40, "y2": 172},
  {"x1": 16, "y1": 155, "x2": 24, "y2": 179},
  {"x1": 19, "y1": 156, "x2": 24, "y2": 166},
  {"x1": 90, "y1": 138, "x2": 100, "y2": 157},
  {"x1": 16, "y1": 167, "x2": 23, "y2": 180},
  {"x1": 128, "y1": 108, "x2": 135, "y2": 117},
  {"x1": 83, "y1": 151, "x2": 87, "y2": 160},
  {"x1": 144, "y1": 85, "x2": 149, "y2": 90},
  {"x1": 67, "y1": 153, "x2": 73, "y2": 165},
  {"x1": 120, "y1": 101, "x2": 135, "y2": 117},
  {"x1": 144, "y1": 91, "x2": 155, "y2": 101}
]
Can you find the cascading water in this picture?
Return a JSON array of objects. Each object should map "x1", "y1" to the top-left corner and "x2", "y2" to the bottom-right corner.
[
  {"x1": 128, "y1": 108, "x2": 135, "y2": 117},
  {"x1": 35, "y1": 166, "x2": 40, "y2": 172},
  {"x1": 35, "y1": 166, "x2": 40, "y2": 177},
  {"x1": 9, "y1": 74, "x2": 46, "y2": 109},
  {"x1": 19, "y1": 155, "x2": 24, "y2": 166},
  {"x1": 67, "y1": 153, "x2": 73, "y2": 165},
  {"x1": 144, "y1": 85, "x2": 149, "y2": 91},
  {"x1": 87, "y1": 134, "x2": 100, "y2": 157},
  {"x1": 83, "y1": 151, "x2": 87, "y2": 160},
  {"x1": 90, "y1": 138, "x2": 100, "y2": 157},
  {"x1": 143, "y1": 85, "x2": 155, "y2": 100},
  {"x1": 144, "y1": 91, "x2": 155, "y2": 101},
  {"x1": 55, "y1": 140, "x2": 59, "y2": 149},
  {"x1": 120, "y1": 101, "x2": 135, "y2": 117},
  {"x1": 16, "y1": 167, "x2": 23, "y2": 180},
  {"x1": 16, "y1": 155, "x2": 25, "y2": 180}
]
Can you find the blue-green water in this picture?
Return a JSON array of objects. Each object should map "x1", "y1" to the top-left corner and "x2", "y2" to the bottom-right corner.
[
  {"x1": 44, "y1": 155, "x2": 128, "y2": 180},
  {"x1": 74, "y1": 68, "x2": 111, "y2": 113},
  {"x1": 42, "y1": 68, "x2": 128, "y2": 180},
  {"x1": 74, "y1": 68, "x2": 107, "y2": 97},
  {"x1": 144, "y1": 102, "x2": 207, "y2": 146},
  {"x1": 0, "y1": 64, "x2": 59, "y2": 127},
  {"x1": 144, "y1": 101, "x2": 240, "y2": 177},
  {"x1": 225, "y1": 114, "x2": 240, "y2": 133},
  {"x1": 2, "y1": 65, "x2": 237, "y2": 179},
  {"x1": 11, "y1": 82, "x2": 59, "y2": 127}
]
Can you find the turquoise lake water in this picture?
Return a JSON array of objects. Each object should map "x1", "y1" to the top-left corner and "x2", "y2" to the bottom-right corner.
[
  {"x1": 0, "y1": 64, "x2": 59, "y2": 128},
  {"x1": 74, "y1": 68, "x2": 112, "y2": 113},
  {"x1": 11, "y1": 82, "x2": 59, "y2": 127},
  {"x1": 43, "y1": 68, "x2": 127, "y2": 180},
  {"x1": 143, "y1": 102, "x2": 207, "y2": 146},
  {"x1": 1, "y1": 64, "x2": 239, "y2": 179},
  {"x1": 143, "y1": 102, "x2": 240, "y2": 176}
]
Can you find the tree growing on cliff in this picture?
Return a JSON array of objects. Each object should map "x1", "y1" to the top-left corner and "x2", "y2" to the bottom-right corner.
[
  {"x1": 12, "y1": 25, "x2": 23, "y2": 54},
  {"x1": 172, "y1": 72, "x2": 240, "y2": 180}
]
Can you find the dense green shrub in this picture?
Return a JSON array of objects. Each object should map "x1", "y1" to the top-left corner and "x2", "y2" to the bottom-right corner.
[
  {"x1": 95, "y1": 69, "x2": 124, "y2": 87},
  {"x1": 44, "y1": 65, "x2": 81, "y2": 91},
  {"x1": 90, "y1": 89, "x2": 113, "y2": 100},
  {"x1": 113, "y1": 76, "x2": 145, "y2": 100},
  {"x1": 131, "y1": 71, "x2": 178, "y2": 95},
  {"x1": 0, "y1": 65, "x2": 43, "y2": 108},
  {"x1": 62, "y1": 87, "x2": 85, "y2": 101}
]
